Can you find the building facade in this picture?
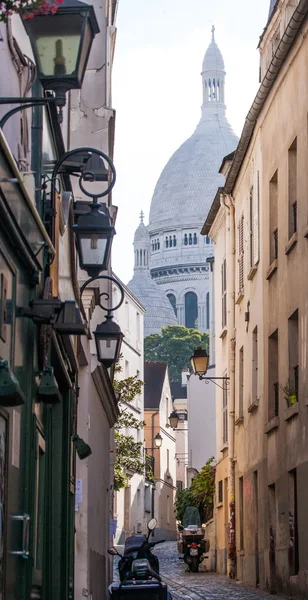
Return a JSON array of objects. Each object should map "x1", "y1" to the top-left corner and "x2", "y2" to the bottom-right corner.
[
  {"x1": 144, "y1": 361, "x2": 177, "y2": 540},
  {"x1": 0, "y1": 2, "x2": 120, "y2": 599},
  {"x1": 129, "y1": 29, "x2": 238, "y2": 336},
  {"x1": 112, "y1": 278, "x2": 146, "y2": 543},
  {"x1": 203, "y1": 0, "x2": 308, "y2": 596}
]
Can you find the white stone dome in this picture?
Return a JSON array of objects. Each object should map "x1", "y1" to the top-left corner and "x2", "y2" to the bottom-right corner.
[
  {"x1": 128, "y1": 270, "x2": 177, "y2": 337},
  {"x1": 148, "y1": 29, "x2": 237, "y2": 234}
]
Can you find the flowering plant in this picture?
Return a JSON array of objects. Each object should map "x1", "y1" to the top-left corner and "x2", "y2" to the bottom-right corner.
[{"x1": 0, "y1": 0, "x2": 63, "y2": 23}]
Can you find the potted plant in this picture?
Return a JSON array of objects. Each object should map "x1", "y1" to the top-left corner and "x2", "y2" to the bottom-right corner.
[
  {"x1": 0, "y1": 0, "x2": 63, "y2": 23},
  {"x1": 281, "y1": 380, "x2": 297, "y2": 407}
]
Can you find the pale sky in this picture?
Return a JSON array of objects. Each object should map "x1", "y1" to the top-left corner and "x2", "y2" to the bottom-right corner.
[{"x1": 112, "y1": 0, "x2": 270, "y2": 283}]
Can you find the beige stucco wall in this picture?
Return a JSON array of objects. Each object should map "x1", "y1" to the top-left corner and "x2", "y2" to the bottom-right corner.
[{"x1": 209, "y1": 5, "x2": 308, "y2": 596}]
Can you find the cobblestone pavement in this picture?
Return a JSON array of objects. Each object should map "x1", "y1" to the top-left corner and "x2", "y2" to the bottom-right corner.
[
  {"x1": 113, "y1": 541, "x2": 287, "y2": 600},
  {"x1": 154, "y1": 542, "x2": 286, "y2": 600}
]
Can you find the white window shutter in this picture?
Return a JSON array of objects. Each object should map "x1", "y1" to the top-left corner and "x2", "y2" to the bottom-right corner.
[
  {"x1": 238, "y1": 215, "x2": 244, "y2": 293},
  {"x1": 253, "y1": 172, "x2": 260, "y2": 265}
]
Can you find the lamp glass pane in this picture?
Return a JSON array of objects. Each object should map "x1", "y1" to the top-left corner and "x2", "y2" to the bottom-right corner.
[
  {"x1": 79, "y1": 235, "x2": 107, "y2": 268},
  {"x1": 77, "y1": 21, "x2": 92, "y2": 81},
  {"x1": 169, "y1": 415, "x2": 178, "y2": 428},
  {"x1": 98, "y1": 338, "x2": 117, "y2": 362},
  {"x1": 30, "y1": 14, "x2": 84, "y2": 77},
  {"x1": 192, "y1": 354, "x2": 209, "y2": 374}
]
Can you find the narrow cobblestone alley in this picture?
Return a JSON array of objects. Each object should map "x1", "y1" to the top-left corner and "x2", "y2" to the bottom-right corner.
[
  {"x1": 114, "y1": 542, "x2": 289, "y2": 600},
  {"x1": 154, "y1": 542, "x2": 287, "y2": 600}
]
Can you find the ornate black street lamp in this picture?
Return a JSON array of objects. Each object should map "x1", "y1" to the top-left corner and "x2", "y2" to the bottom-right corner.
[
  {"x1": 0, "y1": 0, "x2": 99, "y2": 125},
  {"x1": 80, "y1": 274, "x2": 124, "y2": 369},
  {"x1": 190, "y1": 347, "x2": 209, "y2": 378},
  {"x1": 169, "y1": 410, "x2": 179, "y2": 429},
  {"x1": 190, "y1": 346, "x2": 229, "y2": 388},
  {"x1": 23, "y1": 0, "x2": 100, "y2": 120}
]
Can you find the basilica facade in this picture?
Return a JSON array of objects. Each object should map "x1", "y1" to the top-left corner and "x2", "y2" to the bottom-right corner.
[{"x1": 128, "y1": 28, "x2": 238, "y2": 336}]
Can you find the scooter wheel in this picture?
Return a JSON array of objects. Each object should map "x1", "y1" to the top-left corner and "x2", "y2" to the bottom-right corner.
[{"x1": 191, "y1": 556, "x2": 199, "y2": 573}]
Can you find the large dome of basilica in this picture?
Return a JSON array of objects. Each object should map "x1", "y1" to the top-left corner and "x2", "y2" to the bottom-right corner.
[
  {"x1": 128, "y1": 28, "x2": 238, "y2": 336},
  {"x1": 149, "y1": 28, "x2": 238, "y2": 233}
]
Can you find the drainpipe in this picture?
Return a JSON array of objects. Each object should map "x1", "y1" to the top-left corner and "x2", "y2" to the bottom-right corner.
[{"x1": 221, "y1": 193, "x2": 236, "y2": 578}]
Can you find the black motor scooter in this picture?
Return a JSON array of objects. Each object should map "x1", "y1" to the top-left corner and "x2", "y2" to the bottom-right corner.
[{"x1": 108, "y1": 518, "x2": 172, "y2": 599}]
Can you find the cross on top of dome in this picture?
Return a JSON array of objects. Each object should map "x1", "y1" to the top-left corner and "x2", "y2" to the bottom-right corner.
[
  {"x1": 140, "y1": 210, "x2": 144, "y2": 223},
  {"x1": 202, "y1": 26, "x2": 225, "y2": 74}
]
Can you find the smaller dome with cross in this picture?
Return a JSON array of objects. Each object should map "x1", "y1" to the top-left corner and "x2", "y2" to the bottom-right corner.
[
  {"x1": 202, "y1": 26, "x2": 225, "y2": 73},
  {"x1": 134, "y1": 211, "x2": 149, "y2": 243}
]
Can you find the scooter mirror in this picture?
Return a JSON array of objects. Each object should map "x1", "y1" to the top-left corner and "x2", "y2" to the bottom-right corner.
[
  {"x1": 108, "y1": 547, "x2": 119, "y2": 556},
  {"x1": 147, "y1": 517, "x2": 157, "y2": 531}
]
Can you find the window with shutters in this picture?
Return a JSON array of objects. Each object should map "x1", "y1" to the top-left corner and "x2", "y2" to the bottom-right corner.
[
  {"x1": 221, "y1": 258, "x2": 227, "y2": 329},
  {"x1": 238, "y1": 215, "x2": 244, "y2": 295},
  {"x1": 288, "y1": 138, "x2": 297, "y2": 239},
  {"x1": 252, "y1": 327, "x2": 258, "y2": 403},
  {"x1": 249, "y1": 187, "x2": 254, "y2": 268},
  {"x1": 239, "y1": 346, "x2": 244, "y2": 419},
  {"x1": 268, "y1": 329, "x2": 279, "y2": 419},
  {"x1": 222, "y1": 376, "x2": 228, "y2": 445},
  {"x1": 218, "y1": 480, "x2": 223, "y2": 504},
  {"x1": 249, "y1": 178, "x2": 260, "y2": 272},
  {"x1": 269, "y1": 171, "x2": 278, "y2": 264}
]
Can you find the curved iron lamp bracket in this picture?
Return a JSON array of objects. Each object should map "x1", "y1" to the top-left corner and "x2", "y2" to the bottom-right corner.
[
  {"x1": 51, "y1": 146, "x2": 116, "y2": 200},
  {"x1": 199, "y1": 376, "x2": 230, "y2": 391},
  {"x1": 0, "y1": 97, "x2": 56, "y2": 129},
  {"x1": 80, "y1": 274, "x2": 124, "y2": 318}
]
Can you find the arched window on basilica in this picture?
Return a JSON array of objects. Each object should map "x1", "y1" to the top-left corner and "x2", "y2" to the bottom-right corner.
[
  {"x1": 165, "y1": 236, "x2": 169, "y2": 248},
  {"x1": 189, "y1": 233, "x2": 193, "y2": 245},
  {"x1": 173, "y1": 235, "x2": 177, "y2": 247},
  {"x1": 169, "y1": 235, "x2": 172, "y2": 247},
  {"x1": 167, "y1": 293, "x2": 177, "y2": 317},
  {"x1": 185, "y1": 292, "x2": 198, "y2": 329},
  {"x1": 184, "y1": 234, "x2": 188, "y2": 246},
  {"x1": 193, "y1": 233, "x2": 198, "y2": 245}
]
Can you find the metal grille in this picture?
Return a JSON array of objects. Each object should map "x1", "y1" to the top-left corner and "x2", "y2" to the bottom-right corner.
[
  {"x1": 218, "y1": 480, "x2": 223, "y2": 504},
  {"x1": 222, "y1": 381, "x2": 228, "y2": 444},
  {"x1": 294, "y1": 365, "x2": 299, "y2": 399},
  {"x1": 273, "y1": 382, "x2": 279, "y2": 417},
  {"x1": 273, "y1": 228, "x2": 278, "y2": 260},
  {"x1": 292, "y1": 202, "x2": 297, "y2": 234}
]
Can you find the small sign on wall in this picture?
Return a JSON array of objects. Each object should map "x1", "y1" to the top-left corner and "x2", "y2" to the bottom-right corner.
[{"x1": 75, "y1": 479, "x2": 83, "y2": 512}]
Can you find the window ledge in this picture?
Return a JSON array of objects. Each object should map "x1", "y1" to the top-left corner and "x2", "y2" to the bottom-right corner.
[
  {"x1": 248, "y1": 398, "x2": 259, "y2": 413},
  {"x1": 219, "y1": 327, "x2": 227, "y2": 339},
  {"x1": 266, "y1": 259, "x2": 278, "y2": 280},
  {"x1": 264, "y1": 416, "x2": 280, "y2": 434},
  {"x1": 220, "y1": 443, "x2": 228, "y2": 453},
  {"x1": 236, "y1": 290, "x2": 244, "y2": 304},
  {"x1": 285, "y1": 232, "x2": 298, "y2": 255},
  {"x1": 235, "y1": 416, "x2": 244, "y2": 426},
  {"x1": 217, "y1": 502, "x2": 223, "y2": 508},
  {"x1": 247, "y1": 265, "x2": 258, "y2": 281},
  {"x1": 285, "y1": 402, "x2": 299, "y2": 421}
]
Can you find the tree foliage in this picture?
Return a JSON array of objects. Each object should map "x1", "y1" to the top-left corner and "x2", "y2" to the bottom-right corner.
[
  {"x1": 113, "y1": 367, "x2": 145, "y2": 491},
  {"x1": 144, "y1": 325, "x2": 209, "y2": 382},
  {"x1": 174, "y1": 457, "x2": 216, "y2": 523}
]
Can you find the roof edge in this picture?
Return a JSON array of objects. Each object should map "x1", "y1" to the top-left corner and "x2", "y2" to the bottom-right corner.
[{"x1": 224, "y1": 0, "x2": 308, "y2": 196}]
